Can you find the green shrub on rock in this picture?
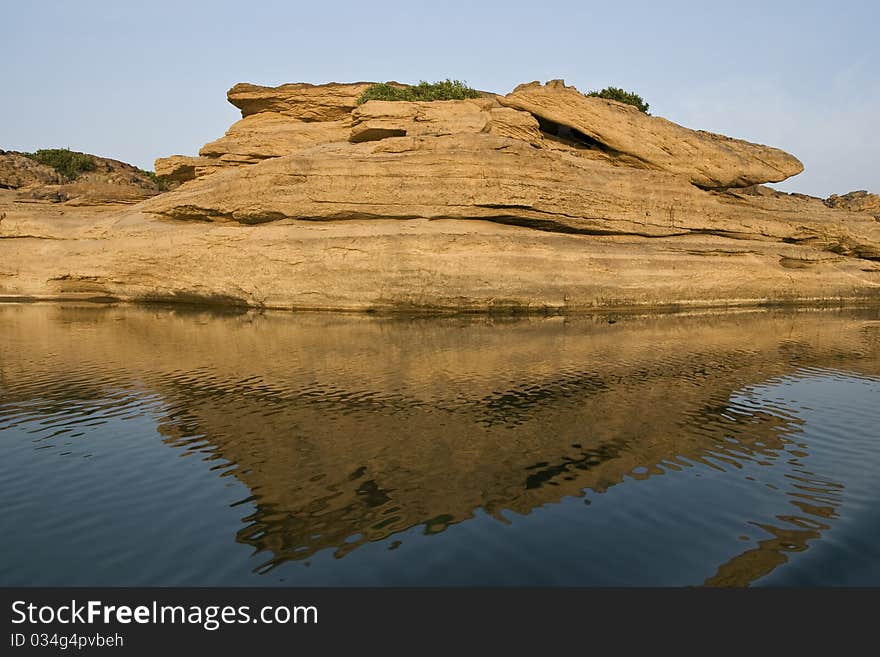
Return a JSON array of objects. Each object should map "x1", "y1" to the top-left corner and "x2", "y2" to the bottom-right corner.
[
  {"x1": 23, "y1": 149, "x2": 97, "y2": 180},
  {"x1": 357, "y1": 79, "x2": 482, "y2": 104},
  {"x1": 587, "y1": 87, "x2": 649, "y2": 113},
  {"x1": 138, "y1": 168, "x2": 172, "y2": 192}
]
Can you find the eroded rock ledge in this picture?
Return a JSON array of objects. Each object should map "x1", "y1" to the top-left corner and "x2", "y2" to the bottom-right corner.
[{"x1": 1, "y1": 79, "x2": 879, "y2": 312}]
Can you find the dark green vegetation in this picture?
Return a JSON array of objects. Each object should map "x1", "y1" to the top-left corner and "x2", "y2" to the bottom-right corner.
[
  {"x1": 357, "y1": 79, "x2": 482, "y2": 104},
  {"x1": 138, "y1": 168, "x2": 171, "y2": 191},
  {"x1": 22, "y1": 148, "x2": 96, "y2": 181},
  {"x1": 587, "y1": 87, "x2": 649, "y2": 113}
]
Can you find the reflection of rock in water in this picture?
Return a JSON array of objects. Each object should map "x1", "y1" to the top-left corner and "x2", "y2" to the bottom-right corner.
[
  {"x1": 1, "y1": 305, "x2": 878, "y2": 582},
  {"x1": 703, "y1": 461, "x2": 846, "y2": 586},
  {"x1": 153, "y1": 375, "x2": 811, "y2": 573}
]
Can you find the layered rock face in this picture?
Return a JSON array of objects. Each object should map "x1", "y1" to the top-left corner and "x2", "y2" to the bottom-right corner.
[
  {"x1": 200, "y1": 114, "x2": 350, "y2": 161},
  {"x1": 155, "y1": 115, "x2": 351, "y2": 182},
  {"x1": 155, "y1": 82, "x2": 370, "y2": 181},
  {"x1": 499, "y1": 80, "x2": 804, "y2": 188},
  {"x1": 145, "y1": 133, "x2": 880, "y2": 259},
  {"x1": 348, "y1": 99, "x2": 542, "y2": 143},
  {"x1": 227, "y1": 81, "x2": 373, "y2": 120},
  {"x1": 2, "y1": 79, "x2": 879, "y2": 312}
]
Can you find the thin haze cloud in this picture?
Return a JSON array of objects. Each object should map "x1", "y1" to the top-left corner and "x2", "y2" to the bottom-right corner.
[{"x1": 1, "y1": 0, "x2": 876, "y2": 197}]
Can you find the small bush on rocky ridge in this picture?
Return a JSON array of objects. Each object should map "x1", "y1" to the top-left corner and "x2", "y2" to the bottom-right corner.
[
  {"x1": 23, "y1": 148, "x2": 97, "y2": 180},
  {"x1": 138, "y1": 168, "x2": 172, "y2": 192},
  {"x1": 587, "y1": 87, "x2": 649, "y2": 113},
  {"x1": 357, "y1": 79, "x2": 482, "y2": 104}
]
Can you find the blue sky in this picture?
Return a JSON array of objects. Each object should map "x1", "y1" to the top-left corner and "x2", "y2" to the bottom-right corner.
[{"x1": 2, "y1": 0, "x2": 876, "y2": 197}]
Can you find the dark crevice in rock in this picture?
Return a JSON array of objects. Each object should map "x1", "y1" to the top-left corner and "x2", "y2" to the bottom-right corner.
[
  {"x1": 140, "y1": 291, "x2": 252, "y2": 308},
  {"x1": 536, "y1": 119, "x2": 632, "y2": 160},
  {"x1": 0, "y1": 234, "x2": 66, "y2": 240},
  {"x1": 780, "y1": 256, "x2": 820, "y2": 269},
  {"x1": 687, "y1": 228, "x2": 775, "y2": 241},
  {"x1": 482, "y1": 216, "x2": 669, "y2": 237},
  {"x1": 483, "y1": 211, "x2": 767, "y2": 242},
  {"x1": 350, "y1": 128, "x2": 407, "y2": 144},
  {"x1": 530, "y1": 115, "x2": 649, "y2": 169},
  {"x1": 535, "y1": 116, "x2": 605, "y2": 151},
  {"x1": 532, "y1": 114, "x2": 628, "y2": 158}
]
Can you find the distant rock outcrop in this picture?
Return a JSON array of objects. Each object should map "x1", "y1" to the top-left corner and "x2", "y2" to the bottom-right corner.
[
  {"x1": 0, "y1": 150, "x2": 161, "y2": 204},
  {"x1": 826, "y1": 190, "x2": 880, "y2": 217},
  {"x1": 0, "y1": 151, "x2": 62, "y2": 189}
]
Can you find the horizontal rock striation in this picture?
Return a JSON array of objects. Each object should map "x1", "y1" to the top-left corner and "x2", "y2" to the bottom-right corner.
[
  {"x1": 200, "y1": 114, "x2": 351, "y2": 161},
  {"x1": 155, "y1": 84, "x2": 366, "y2": 181},
  {"x1": 143, "y1": 132, "x2": 879, "y2": 261},
  {"x1": 348, "y1": 99, "x2": 543, "y2": 144},
  {"x1": 3, "y1": 185, "x2": 879, "y2": 312}
]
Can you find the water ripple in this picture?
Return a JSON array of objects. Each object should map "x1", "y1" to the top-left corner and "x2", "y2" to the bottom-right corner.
[{"x1": 1, "y1": 305, "x2": 879, "y2": 585}]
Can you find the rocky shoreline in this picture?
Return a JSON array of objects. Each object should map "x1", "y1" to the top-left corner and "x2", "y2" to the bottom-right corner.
[{"x1": 1, "y1": 79, "x2": 878, "y2": 313}]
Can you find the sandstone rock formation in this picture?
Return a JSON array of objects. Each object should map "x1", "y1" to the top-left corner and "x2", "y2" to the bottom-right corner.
[
  {"x1": 227, "y1": 81, "x2": 373, "y2": 120},
  {"x1": 500, "y1": 80, "x2": 804, "y2": 188},
  {"x1": 154, "y1": 154, "x2": 214, "y2": 183},
  {"x1": 2, "y1": 79, "x2": 878, "y2": 312},
  {"x1": 153, "y1": 78, "x2": 806, "y2": 191},
  {"x1": 155, "y1": 114, "x2": 352, "y2": 183},
  {"x1": 201, "y1": 113, "x2": 350, "y2": 161},
  {"x1": 154, "y1": 84, "x2": 366, "y2": 181}
]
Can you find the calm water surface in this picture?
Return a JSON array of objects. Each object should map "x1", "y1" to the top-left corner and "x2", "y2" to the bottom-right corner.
[{"x1": 1, "y1": 304, "x2": 879, "y2": 586}]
